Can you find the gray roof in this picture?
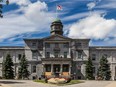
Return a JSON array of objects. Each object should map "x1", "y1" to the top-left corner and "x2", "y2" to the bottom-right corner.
[
  {"x1": 90, "y1": 46, "x2": 116, "y2": 50},
  {"x1": 0, "y1": 46, "x2": 24, "y2": 50}
]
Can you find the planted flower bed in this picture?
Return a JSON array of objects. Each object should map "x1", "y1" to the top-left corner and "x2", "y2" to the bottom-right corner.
[{"x1": 34, "y1": 79, "x2": 84, "y2": 86}]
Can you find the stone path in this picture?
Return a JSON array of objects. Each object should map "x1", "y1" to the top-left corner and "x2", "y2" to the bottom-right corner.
[{"x1": 0, "y1": 80, "x2": 115, "y2": 87}]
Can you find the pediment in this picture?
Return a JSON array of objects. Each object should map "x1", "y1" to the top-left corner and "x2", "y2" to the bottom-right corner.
[{"x1": 43, "y1": 34, "x2": 71, "y2": 41}]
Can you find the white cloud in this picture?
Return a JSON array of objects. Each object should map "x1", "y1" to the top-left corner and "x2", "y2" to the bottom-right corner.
[
  {"x1": 97, "y1": 3, "x2": 116, "y2": 9},
  {"x1": 10, "y1": 0, "x2": 31, "y2": 6},
  {"x1": 63, "y1": 10, "x2": 106, "y2": 22},
  {"x1": 68, "y1": 13, "x2": 116, "y2": 40},
  {"x1": 0, "y1": 1, "x2": 55, "y2": 42},
  {"x1": 95, "y1": 0, "x2": 116, "y2": 9},
  {"x1": 87, "y1": 2, "x2": 96, "y2": 10}
]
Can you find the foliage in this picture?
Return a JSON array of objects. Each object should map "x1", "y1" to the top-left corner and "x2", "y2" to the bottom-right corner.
[
  {"x1": 0, "y1": 0, "x2": 9, "y2": 18},
  {"x1": 97, "y1": 56, "x2": 111, "y2": 80},
  {"x1": 2, "y1": 54, "x2": 14, "y2": 79},
  {"x1": 85, "y1": 57, "x2": 94, "y2": 80},
  {"x1": 0, "y1": 0, "x2": 3, "y2": 18},
  {"x1": 18, "y1": 54, "x2": 30, "y2": 79},
  {"x1": 34, "y1": 80, "x2": 45, "y2": 83}
]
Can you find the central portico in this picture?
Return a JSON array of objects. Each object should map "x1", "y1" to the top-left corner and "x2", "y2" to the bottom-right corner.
[{"x1": 42, "y1": 58, "x2": 72, "y2": 77}]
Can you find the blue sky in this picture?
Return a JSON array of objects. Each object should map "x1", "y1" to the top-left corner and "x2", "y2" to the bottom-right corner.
[{"x1": 0, "y1": 0, "x2": 116, "y2": 46}]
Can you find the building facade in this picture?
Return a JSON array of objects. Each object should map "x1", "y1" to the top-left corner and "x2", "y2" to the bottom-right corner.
[{"x1": 0, "y1": 19, "x2": 116, "y2": 80}]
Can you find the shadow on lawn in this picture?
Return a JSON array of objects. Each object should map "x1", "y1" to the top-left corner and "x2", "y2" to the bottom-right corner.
[{"x1": 0, "y1": 80, "x2": 25, "y2": 84}]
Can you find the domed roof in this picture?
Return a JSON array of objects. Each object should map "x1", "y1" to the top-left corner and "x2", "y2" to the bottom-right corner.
[{"x1": 52, "y1": 18, "x2": 61, "y2": 23}]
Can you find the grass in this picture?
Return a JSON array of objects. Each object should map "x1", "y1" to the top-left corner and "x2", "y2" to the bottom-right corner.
[
  {"x1": 34, "y1": 80, "x2": 45, "y2": 83},
  {"x1": 34, "y1": 80, "x2": 84, "y2": 86}
]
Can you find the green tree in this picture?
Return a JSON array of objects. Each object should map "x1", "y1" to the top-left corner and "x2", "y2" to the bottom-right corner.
[
  {"x1": 85, "y1": 57, "x2": 94, "y2": 80},
  {"x1": 18, "y1": 54, "x2": 30, "y2": 79},
  {"x1": 0, "y1": 0, "x2": 9, "y2": 18},
  {"x1": 2, "y1": 54, "x2": 14, "y2": 79},
  {"x1": 97, "y1": 56, "x2": 111, "y2": 80},
  {"x1": 0, "y1": 0, "x2": 3, "y2": 18}
]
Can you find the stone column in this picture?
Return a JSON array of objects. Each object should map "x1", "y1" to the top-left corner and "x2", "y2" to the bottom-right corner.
[
  {"x1": 60, "y1": 64, "x2": 63, "y2": 75},
  {"x1": 51, "y1": 64, "x2": 53, "y2": 75}
]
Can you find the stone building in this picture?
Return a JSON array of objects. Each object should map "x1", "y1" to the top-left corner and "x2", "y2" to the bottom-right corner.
[{"x1": 0, "y1": 19, "x2": 116, "y2": 80}]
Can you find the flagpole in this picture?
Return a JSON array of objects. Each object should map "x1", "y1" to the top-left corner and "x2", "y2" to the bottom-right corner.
[{"x1": 56, "y1": 3, "x2": 58, "y2": 18}]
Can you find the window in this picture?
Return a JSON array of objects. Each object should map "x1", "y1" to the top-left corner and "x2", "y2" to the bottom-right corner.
[
  {"x1": 63, "y1": 64, "x2": 69, "y2": 72},
  {"x1": 55, "y1": 43, "x2": 59, "y2": 48},
  {"x1": 0, "y1": 54, "x2": 2, "y2": 58},
  {"x1": 54, "y1": 51, "x2": 59, "y2": 58},
  {"x1": 18, "y1": 54, "x2": 21, "y2": 60},
  {"x1": 54, "y1": 25, "x2": 60, "y2": 30},
  {"x1": 32, "y1": 42, "x2": 36, "y2": 46},
  {"x1": 78, "y1": 51, "x2": 82, "y2": 59},
  {"x1": 33, "y1": 66, "x2": 36, "y2": 73},
  {"x1": 64, "y1": 52, "x2": 67, "y2": 58},
  {"x1": 38, "y1": 41, "x2": 43, "y2": 48},
  {"x1": 46, "y1": 52, "x2": 50, "y2": 58},
  {"x1": 45, "y1": 64, "x2": 51, "y2": 72},
  {"x1": 45, "y1": 43, "x2": 50, "y2": 48},
  {"x1": 32, "y1": 51, "x2": 37, "y2": 59},
  {"x1": 92, "y1": 54, "x2": 96, "y2": 60},
  {"x1": 63, "y1": 43, "x2": 69, "y2": 48}
]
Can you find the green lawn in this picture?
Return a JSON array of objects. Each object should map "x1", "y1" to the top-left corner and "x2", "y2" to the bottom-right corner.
[
  {"x1": 34, "y1": 80, "x2": 45, "y2": 83},
  {"x1": 34, "y1": 80, "x2": 84, "y2": 86}
]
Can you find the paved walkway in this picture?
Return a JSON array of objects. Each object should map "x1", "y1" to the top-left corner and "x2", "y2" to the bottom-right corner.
[
  {"x1": 105, "y1": 81, "x2": 116, "y2": 87},
  {"x1": 0, "y1": 80, "x2": 115, "y2": 87}
]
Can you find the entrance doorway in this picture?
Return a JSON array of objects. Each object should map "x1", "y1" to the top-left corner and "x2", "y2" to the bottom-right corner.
[{"x1": 53, "y1": 64, "x2": 60, "y2": 77}]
